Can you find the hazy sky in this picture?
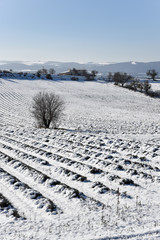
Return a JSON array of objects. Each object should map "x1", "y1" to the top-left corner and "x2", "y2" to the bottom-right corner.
[{"x1": 0, "y1": 0, "x2": 160, "y2": 63}]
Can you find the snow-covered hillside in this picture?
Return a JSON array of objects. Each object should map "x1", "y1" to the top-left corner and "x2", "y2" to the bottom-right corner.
[{"x1": 0, "y1": 77, "x2": 160, "y2": 239}]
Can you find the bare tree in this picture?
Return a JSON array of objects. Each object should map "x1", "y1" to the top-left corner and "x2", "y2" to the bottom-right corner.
[
  {"x1": 146, "y1": 69, "x2": 158, "y2": 81},
  {"x1": 143, "y1": 80, "x2": 151, "y2": 94},
  {"x1": 107, "y1": 72, "x2": 113, "y2": 81},
  {"x1": 41, "y1": 68, "x2": 48, "y2": 74},
  {"x1": 31, "y1": 92, "x2": 65, "y2": 128},
  {"x1": 113, "y1": 72, "x2": 132, "y2": 87},
  {"x1": 91, "y1": 70, "x2": 98, "y2": 77},
  {"x1": 49, "y1": 68, "x2": 55, "y2": 75},
  {"x1": 36, "y1": 68, "x2": 48, "y2": 77}
]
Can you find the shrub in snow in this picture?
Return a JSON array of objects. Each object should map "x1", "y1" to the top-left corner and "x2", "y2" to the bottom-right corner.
[
  {"x1": 146, "y1": 69, "x2": 158, "y2": 81},
  {"x1": 36, "y1": 71, "x2": 41, "y2": 78},
  {"x1": 46, "y1": 74, "x2": 53, "y2": 80},
  {"x1": 125, "y1": 79, "x2": 143, "y2": 92},
  {"x1": 148, "y1": 90, "x2": 160, "y2": 98},
  {"x1": 122, "y1": 79, "x2": 160, "y2": 98},
  {"x1": 31, "y1": 92, "x2": 65, "y2": 128},
  {"x1": 71, "y1": 77, "x2": 79, "y2": 81},
  {"x1": 143, "y1": 80, "x2": 151, "y2": 94}
]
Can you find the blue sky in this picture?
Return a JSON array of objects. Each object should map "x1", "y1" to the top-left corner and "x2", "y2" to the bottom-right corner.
[{"x1": 0, "y1": 0, "x2": 160, "y2": 63}]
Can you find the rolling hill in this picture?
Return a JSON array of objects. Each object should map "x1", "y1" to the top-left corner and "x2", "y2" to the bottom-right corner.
[{"x1": 0, "y1": 77, "x2": 160, "y2": 239}]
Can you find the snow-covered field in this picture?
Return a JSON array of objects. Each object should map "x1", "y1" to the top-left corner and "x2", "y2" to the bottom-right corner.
[{"x1": 0, "y1": 78, "x2": 160, "y2": 239}]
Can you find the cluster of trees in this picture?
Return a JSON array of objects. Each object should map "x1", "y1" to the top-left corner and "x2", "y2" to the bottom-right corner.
[
  {"x1": 109, "y1": 71, "x2": 160, "y2": 98},
  {"x1": 125, "y1": 79, "x2": 151, "y2": 94},
  {"x1": 0, "y1": 68, "x2": 56, "y2": 80},
  {"x1": 108, "y1": 69, "x2": 159, "y2": 83},
  {"x1": 84, "y1": 70, "x2": 98, "y2": 80},
  {"x1": 36, "y1": 68, "x2": 98, "y2": 80},
  {"x1": 86, "y1": 70, "x2": 98, "y2": 80},
  {"x1": 36, "y1": 68, "x2": 55, "y2": 79},
  {"x1": 111, "y1": 72, "x2": 133, "y2": 87},
  {"x1": 0, "y1": 69, "x2": 35, "y2": 78},
  {"x1": 0, "y1": 69, "x2": 14, "y2": 77},
  {"x1": 60, "y1": 68, "x2": 98, "y2": 81}
]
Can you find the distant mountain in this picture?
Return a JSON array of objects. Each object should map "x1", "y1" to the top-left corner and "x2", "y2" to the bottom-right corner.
[{"x1": 0, "y1": 60, "x2": 160, "y2": 75}]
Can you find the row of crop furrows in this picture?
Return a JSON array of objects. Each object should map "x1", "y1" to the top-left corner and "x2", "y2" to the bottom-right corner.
[
  {"x1": 0, "y1": 79, "x2": 27, "y2": 103},
  {"x1": 0, "y1": 106, "x2": 29, "y2": 127},
  {"x1": 4, "y1": 121, "x2": 160, "y2": 157},
  {"x1": 0, "y1": 113, "x2": 28, "y2": 129},
  {"x1": 0, "y1": 132, "x2": 157, "y2": 190},
  {"x1": 0, "y1": 139, "x2": 133, "y2": 204},
  {"x1": 0, "y1": 134, "x2": 156, "y2": 208},
  {"x1": 39, "y1": 131, "x2": 159, "y2": 170},
  {"x1": 2, "y1": 127, "x2": 160, "y2": 180},
  {"x1": 0, "y1": 193, "x2": 23, "y2": 219},
  {"x1": 0, "y1": 167, "x2": 61, "y2": 219},
  {"x1": 10, "y1": 127, "x2": 159, "y2": 166},
  {"x1": 0, "y1": 148, "x2": 109, "y2": 219},
  {"x1": 0, "y1": 136, "x2": 134, "y2": 206},
  {"x1": 0, "y1": 134, "x2": 141, "y2": 186},
  {"x1": 1, "y1": 131, "x2": 160, "y2": 185},
  {"x1": 49, "y1": 133, "x2": 160, "y2": 164},
  {"x1": 0, "y1": 86, "x2": 27, "y2": 113},
  {"x1": 1, "y1": 131, "x2": 159, "y2": 220},
  {"x1": 0, "y1": 81, "x2": 30, "y2": 127}
]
